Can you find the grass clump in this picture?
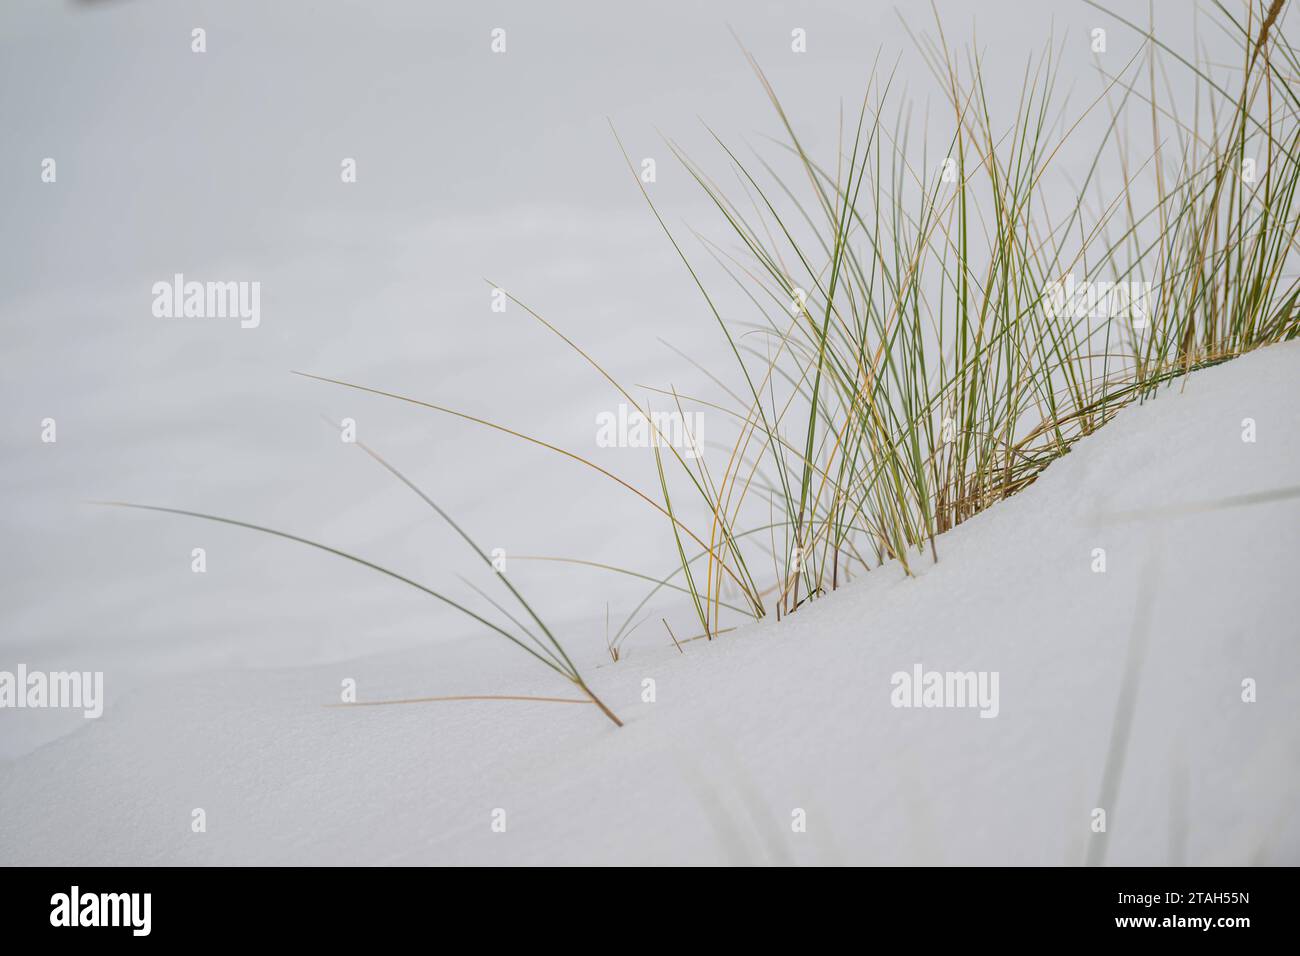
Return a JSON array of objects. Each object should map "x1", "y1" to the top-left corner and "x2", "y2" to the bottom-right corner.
[
  {"x1": 305, "y1": 2, "x2": 1299, "y2": 645},
  {"x1": 504, "y1": 0, "x2": 1300, "y2": 637}
]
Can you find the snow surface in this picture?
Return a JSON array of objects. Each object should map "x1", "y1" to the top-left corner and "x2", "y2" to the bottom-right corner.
[{"x1": 1, "y1": 340, "x2": 1297, "y2": 866}]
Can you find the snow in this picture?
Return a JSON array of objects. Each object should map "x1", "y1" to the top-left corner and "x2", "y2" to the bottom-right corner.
[{"x1": 3, "y1": 341, "x2": 1297, "y2": 866}]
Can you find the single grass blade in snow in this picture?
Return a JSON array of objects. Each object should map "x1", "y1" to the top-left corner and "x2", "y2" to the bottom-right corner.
[
  {"x1": 328, "y1": 694, "x2": 594, "y2": 708},
  {"x1": 1094, "y1": 482, "x2": 1300, "y2": 524},
  {"x1": 662, "y1": 618, "x2": 684, "y2": 654},
  {"x1": 1085, "y1": 541, "x2": 1162, "y2": 867},
  {"x1": 93, "y1": 488, "x2": 624, "y2": 728}
]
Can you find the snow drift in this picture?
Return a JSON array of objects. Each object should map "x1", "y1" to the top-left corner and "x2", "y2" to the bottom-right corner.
[{"x1": 2, "y1": 341, "x2": 1298, "y2": 865}]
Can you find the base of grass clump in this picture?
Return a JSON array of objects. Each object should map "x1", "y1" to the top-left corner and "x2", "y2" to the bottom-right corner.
[{"x1": 299, "y1": 3, "x2": 1300, "y2": 646}]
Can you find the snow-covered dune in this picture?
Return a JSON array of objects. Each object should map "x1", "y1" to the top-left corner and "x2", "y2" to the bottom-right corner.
[{"x1": 2, "y1": 341, "x2": 1298, "y2": 866}]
